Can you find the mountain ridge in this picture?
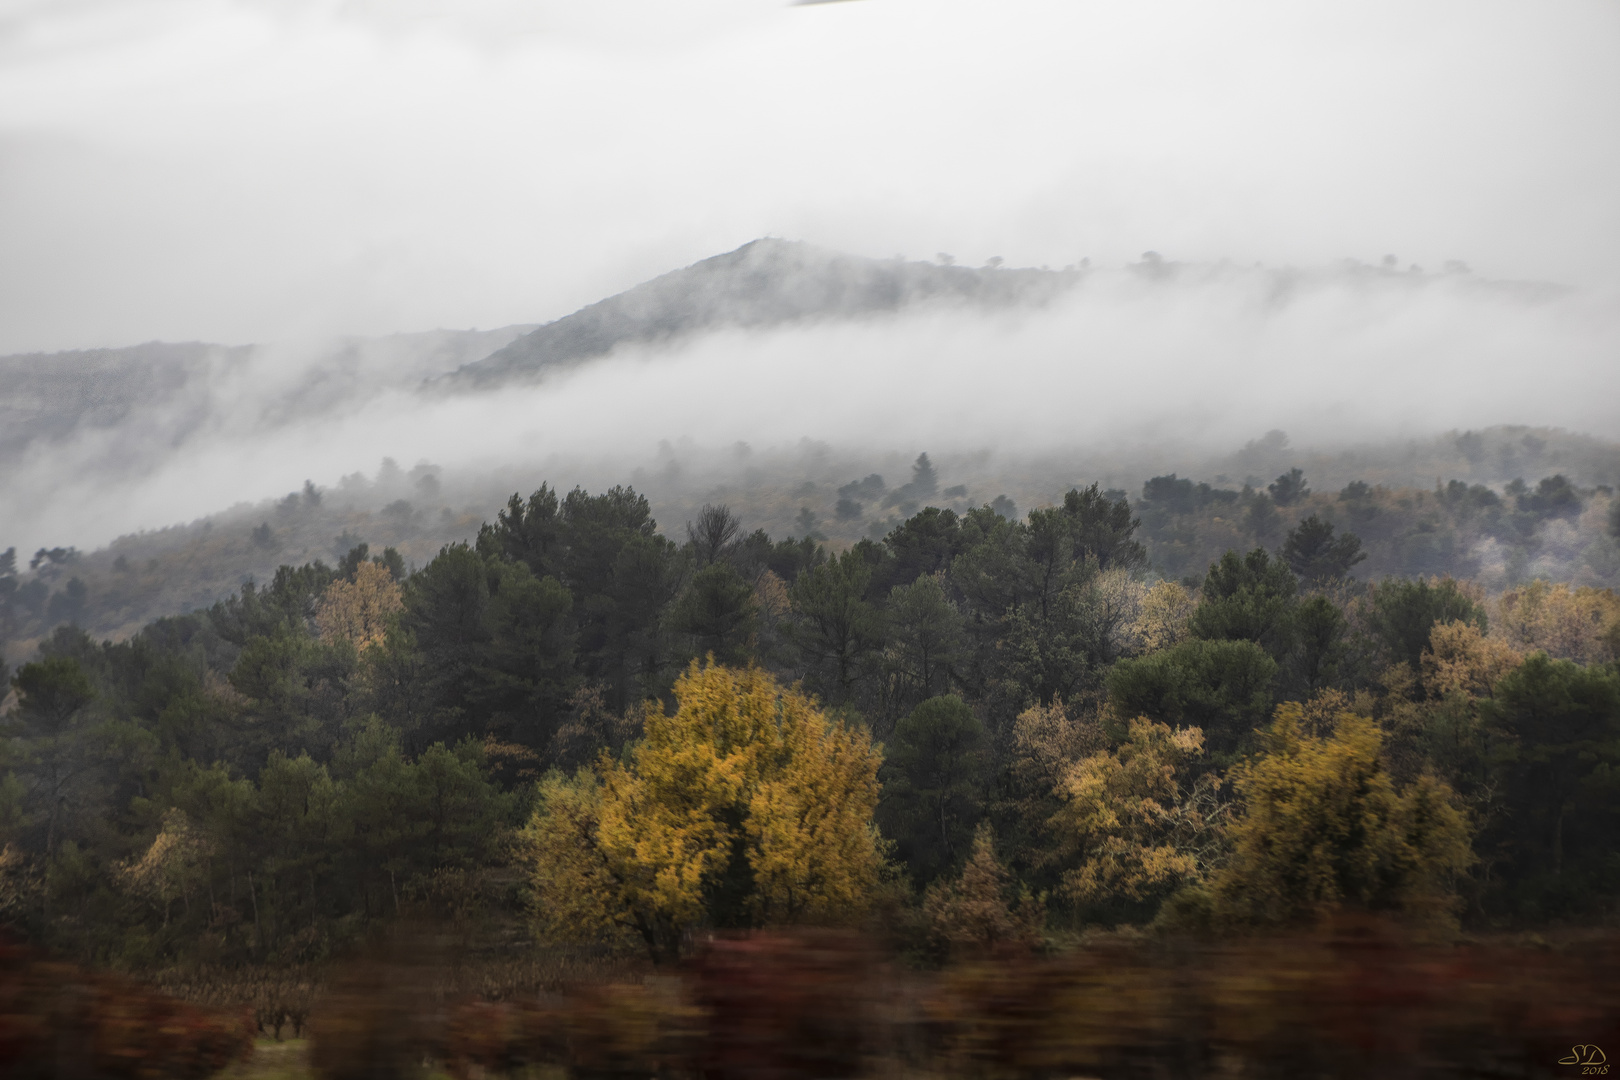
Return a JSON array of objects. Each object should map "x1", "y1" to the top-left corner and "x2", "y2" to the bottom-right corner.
[{"x1": 442, "y1": 238, "x2": 1079, "y2": 388}]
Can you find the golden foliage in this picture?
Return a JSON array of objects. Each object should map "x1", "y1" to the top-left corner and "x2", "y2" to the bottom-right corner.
[
  {"x1": 1422, "y1": 619, "x2": 1523, "y2": 700},
  {"x1": 1211, "y1": 703, "x2": 1472, "y2": 927},
  {"x1": 120, "y1": 807, "x2": 214, "y2": 920},
  {"x1": 1295, "y1": 688, "x2": 1374, "y2": 736},
  {"x1": 1131, "y1": 580, "x2": 1195, "y2": 653},
  {"x1": 315, "y1": 561, "x2": 403, "y2": 651},
  {"x1": 1051, "y1": 718, "x2": 1224, "y2": 905},
  {"x1": 526, "y1": 662, "x2": 884, "y2": 960},
  {"x1": 744, "y1": 699, "x2": 885, "y2": 926},
  {"x1": 1492, "y1": 580, "x2": 1620, "y2": 665},
  {"x1": 996, "y1": 699, "x2": 1106, "y2": 876},
  {"x1": 525, "y1": 769, "x2": 635, "y2": 946},
  {"x1": 1010, "y1": 699, "x2": 1104, "y2": 794},
  {"x1": 752, "y1": 569, "x2": 792, "y2": 621},
  {"x1": 923, "y1": 824, "x2": 1044, "y2": 956}
]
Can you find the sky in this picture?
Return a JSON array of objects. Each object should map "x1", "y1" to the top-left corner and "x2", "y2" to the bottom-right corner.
[{"x1": 2, "y1": 0, "x2": 1618, "y2": 354}]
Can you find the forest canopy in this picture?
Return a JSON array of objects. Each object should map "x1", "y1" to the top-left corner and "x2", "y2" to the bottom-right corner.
[{"x1": 2, "y1": 465, "x2": 1618, "y2": 968}]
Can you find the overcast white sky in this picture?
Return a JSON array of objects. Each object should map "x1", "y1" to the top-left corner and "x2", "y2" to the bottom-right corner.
[{"x1": 2, "y1": 0, "x2": 1618, "y2": 354}]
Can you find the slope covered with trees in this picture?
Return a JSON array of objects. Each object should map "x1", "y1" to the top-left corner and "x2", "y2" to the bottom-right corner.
[
  {"x1": 444, "y1": 238, "x2": 1081, "y2": 388},
  {"x1": 4, "y1": 460, "x2": 1619, "y2": 973},
  {"x1": 6, "y1": 426, "x2": 1615, "y2": 679}
]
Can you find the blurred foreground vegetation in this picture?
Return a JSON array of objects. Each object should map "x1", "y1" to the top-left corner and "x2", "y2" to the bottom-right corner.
[{"x1": 6, "y1": 923, "x2": 1619, "y2": 1079}]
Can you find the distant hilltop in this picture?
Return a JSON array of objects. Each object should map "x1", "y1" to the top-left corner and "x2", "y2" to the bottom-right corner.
[
  {"x1": 0, "y1": 241, "x2": 1566, "y2": 469},
  {"x1": 441, "y1": 238, "x2": 1078, "y2": 389},
  {"x1": 441, "y1": 238, "x2": 1563, "y2": 391}
]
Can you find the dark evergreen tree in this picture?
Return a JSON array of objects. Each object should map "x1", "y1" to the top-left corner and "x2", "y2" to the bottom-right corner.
[
  {"x1": 686, "y1": 504, "x2": 743, "y2": 568},
  {"x1": 8, "y1": 656, "x2": 99, "y2": 856},
  {"x1": 877, "y1": 695, "x2": 989, "y2": 883},
  {"x1": 476, "y1": 484, "x2": 565, "y2": 580},
  {"x1": 909, "y1": 452, "x2": 939, "y2": 499},
  {"x1": 1105, "y1": 638, "x2": 1278, "y2": 763},
  {"x1": 788, "y1": 549, "x2": 883, "y2": 704},
  {"x1": 1284, "y1": 594, "x2": 1350, "y2": 695},
  {"x1": 1369, "y1": 576, "x2": 1485, "y2": 670},
  {"x1": 1188, "y1": 548, "x2": 1299, "y2": 659},
  {"x1": 881, "y1": 507, "x2": 965, "y2": 594},
  {"x1": 1480, "y1": 656, "x2": 1620, "y2": 916},
  {"x1": 885, "y1": 573, "x2": 964, "y2": 715},
  {"x1": 668, "y1": 562, "x2": 756, "y2": 667},
  {"x1": 0, "y1": 547, "x2": 17, "y2": 642},
  {"x1": 1062, "y1": 483, "x2": 1147, "y2": 572},
  {"x1": 1268, "y1": 467, "x2": 1310, "y2": 507},
  {"x1": 1516, "y1": 475, "x2": 1583, "y2": 520},
  {"x1": 391, "y1": 544, "x2": 576, "y2": 751},
  {"x1": 1281, "y1": 514, "x2": 1366, "y2": 582}
]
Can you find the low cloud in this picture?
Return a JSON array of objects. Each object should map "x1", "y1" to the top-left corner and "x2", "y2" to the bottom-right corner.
[{"x1": 3, "y1": 260, "x2": 1614, "y2": 555}]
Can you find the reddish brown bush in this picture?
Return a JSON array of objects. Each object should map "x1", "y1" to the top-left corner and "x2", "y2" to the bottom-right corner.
[
  {"x1": 443, "y1": 997, "x2": 568, "y2": 1080},
  {"x1": 927, "y1": 924, "x2": 1620, "y2": 1078},
  {"x1": 0, "y1": 934, "x2": 253, "y2": 1080},
  {"x1": 563, "y1": 978, "x2": 699, "y2": 1080},
  {"x1": 318, "y1": 923, "x2": 1620, "y2": 1079},
  {"x1": 309, "y1": 950, "x2": 441, "y2": 1080},
  {"x1": 688, "y1": 930, "x2": 884, "y2": 1080}
]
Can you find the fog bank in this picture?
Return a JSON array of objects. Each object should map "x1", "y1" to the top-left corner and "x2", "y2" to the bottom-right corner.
[{"x1": 4, "y1": 259, "x2": 1615, "y2": 556}]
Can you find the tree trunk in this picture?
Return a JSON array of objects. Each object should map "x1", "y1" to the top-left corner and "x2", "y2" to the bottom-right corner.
[
  {"x1": 45, "y1": 790, "x2": 62, "y2": 857},
  {"x1": 248, "y1": 871, "x2": 262, "y2": 954},
  {"x1": 1554, "y1": 804, "x2": 1567, "y2": 878}
]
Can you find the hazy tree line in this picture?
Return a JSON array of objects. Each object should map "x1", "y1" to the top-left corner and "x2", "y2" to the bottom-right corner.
[
  {"x1": 2, "y1": 466, "x2": 1619, "y2": 968},
  {"x1": 3, "y1": 437, "x2": 1617, "y2": 657}
]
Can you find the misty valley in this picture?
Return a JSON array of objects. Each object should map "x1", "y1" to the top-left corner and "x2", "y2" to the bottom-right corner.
[{"x1": 4, "y1": 241, "x2": 1620, "y2": 1079}]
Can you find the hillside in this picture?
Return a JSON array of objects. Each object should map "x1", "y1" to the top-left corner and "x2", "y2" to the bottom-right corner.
[
  {"x1": 0, "y1": 326, "x2": 537, "y2": 478},
  {"x1": 444, "y1": 238, "x2": 1081, "y2": 388},
  {"x1": 1, "y1": 239, "x2": 1610, "y2": 662},
  {"x1": 3, "y1": 424, "x2": 1616, "y2": 672}
]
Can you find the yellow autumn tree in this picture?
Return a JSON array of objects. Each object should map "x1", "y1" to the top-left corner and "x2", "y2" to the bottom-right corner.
[
  {"x1": 1422, "y1": 620, "x2": 1523, "y2": 700},
  {"x1": 1492, "y1": 581, "x2": 1620, "y2": 665},
  {"x1": 1372, "y1": 620, "x2": 1522, "y2": 789},
  {"x1": 315, "y1": 561, "x2": 404, "y2": 651},
  {"x1": 1050, "y1": 718, "x2": 1225, "y2": 910},
  {"x1": 1131, "y1": 580, "x2": 1195, "y2": 653},
  {"x1": 525, "y1": 661, "x2": 884, "y2": 961},
  {"x1": 1209, "y1": 703, "x2": 1472, "y2": 929},
  {"x1": 993, "y1": 699, "x2": 1107, "y2": 878},
  {"x1": 922, "y1": 823, "x2": 1045, "y2": 958},
  {"x1": 120, "y1": 808, "x2": 213, "y2": 926}
]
